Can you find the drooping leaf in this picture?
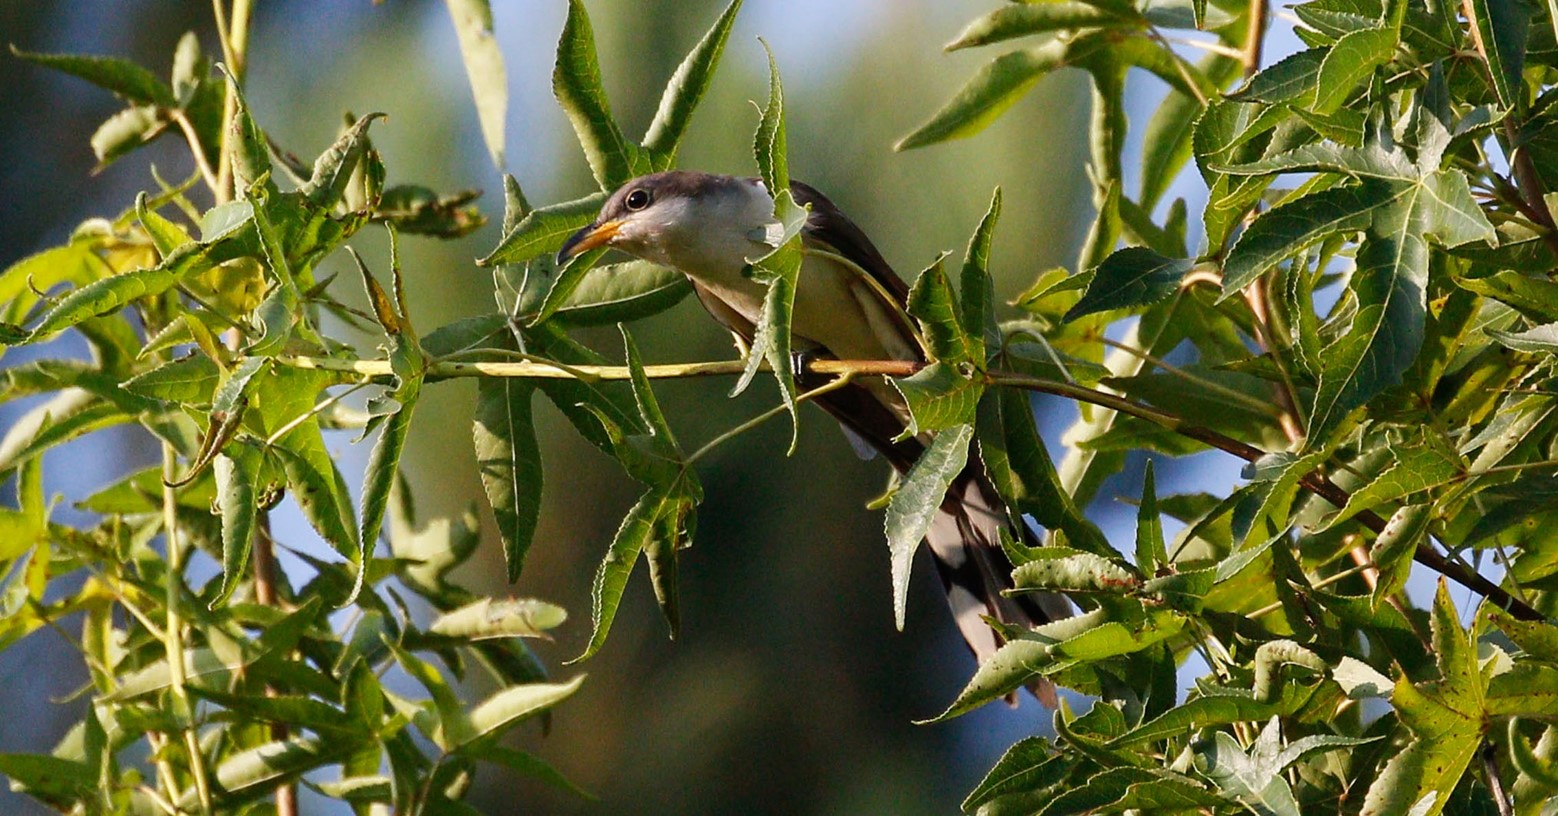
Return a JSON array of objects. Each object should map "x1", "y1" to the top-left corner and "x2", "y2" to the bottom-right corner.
[
  {"x1": 885, "y1": 424, "x2": 974, "y2": 630},
  {"x1": 473, "y1": 377, "x2": 543, "y2": 583},
  {"x1": 444, "y1": 0, "x2": 509, "y2": 167}
]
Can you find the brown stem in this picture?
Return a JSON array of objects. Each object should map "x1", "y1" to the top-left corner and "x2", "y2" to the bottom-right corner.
[
  {"x1": 270, "y1": 352, "x2": 1543, "y2": 620},
  {"x1": 252, "y1": 517, "x2": 297, "y2": 816},
  {"x1": 1242, "y1": 0, "x2": 1268, "y2": 77}
]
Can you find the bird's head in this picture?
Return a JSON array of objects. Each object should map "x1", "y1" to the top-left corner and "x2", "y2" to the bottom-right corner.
[{"x1": 556, "y1": 171, "x2": 771, "y2": 271}]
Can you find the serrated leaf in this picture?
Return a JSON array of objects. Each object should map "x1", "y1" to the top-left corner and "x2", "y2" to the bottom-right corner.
[
  {"x1": 975, "y1": 387, "x2": 1111, "y2": 555},
  {"x1": 892, "y1": 362, "x2": 983, "y2": 434},
  {"x1": 10, "y1": 46, "x2": 175, "y2": 106},
  {"x1": 460, "y1": 674, "x2": 585, "y2": 750},
  {"x1": 122, "y1": 354, "x2": 221, "y2": 403},
  {"x1": 273, "y1": 423, "x2": 360, "y2": 562},
  {"x1": 885, "y1": 424, "x2": 974, "y2": 630},
  {"x1": 1468, "y1": 0, "x2": 1530, "y2": 108},
  {"x1": 211, "y1": 443, "x2": 263, "y2": 608},
  {"x1": 896, "y1": 42, "x2": 1066, "y2": 150},
  {"x1": 1110, "y1": 693, "x2": 1283, "y2": 747},
  {"x1": 550, "y1": 260, "x2": 692, "y2": 326},
  {"x1": 641, "y1": 0, "x2": 742, "y2": 165},
  {"x1": 444, "y1": 0, "x2": 508, "y2": 167},
  {"x1": 473, "y1": 377, "x2": 543, "y2": 583},
  {"x1": 908, "y1": 254, "x2": 976, "y2": 366},
  {"x1": 575, "y1": 483, "x2": 688, "y2": 662},
  {"x1": 1221, "y1": 184, "x2": 1374, "y2": 297},
  {"x1": 1064, "y1": 247, "x2": 1192, "y2": 321},
  {"x1": 1229, "y1": 47, "x2": 1326, "y2": 104},
  {"x1": 553, "y1": 0, "x2": 645, "y2": 187},
  {"x1": 429, "y1": 598, "x2": 566, "y2": 641},
  {"x1": 25, "y1": 242, "x2": 216, "y2": 343},
  {"x1": 1311, "y1": 27, "x2": 1398, "y2": 114},
  {"x1": 1135, "y1": 460, "x2": 1166, "y2": 571},
  {"x1": 945, "y1": 3, "x2": 1138, "y2": 52},
  {"x1": 479, "y1": 192, "x2": 605, "y2": 267}
]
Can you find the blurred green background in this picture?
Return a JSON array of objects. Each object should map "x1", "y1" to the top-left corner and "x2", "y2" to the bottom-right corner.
[{"x1": 0, "y1": 1, "x2": 1099, "y2": 812}]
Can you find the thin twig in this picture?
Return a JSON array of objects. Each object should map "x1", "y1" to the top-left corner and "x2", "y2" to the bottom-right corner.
[
  {"x1": 162, "y1": 442, "x2": 213, "y2": 815},
  {"x1": 269, "y1": 352, "x2": 1545, "y2": 620}
]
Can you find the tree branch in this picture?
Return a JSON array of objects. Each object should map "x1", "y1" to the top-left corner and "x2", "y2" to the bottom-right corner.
[{"x1": 273, "y1": 353, "x2": 1544, "y2": 620}]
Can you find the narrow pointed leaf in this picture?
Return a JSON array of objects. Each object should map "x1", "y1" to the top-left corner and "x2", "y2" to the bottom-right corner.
[
  {"x1": 10, "y1": 46, "x2": 175, "y2": 106},
  {"x1": 641, "y1": 0, "x2": 743, "y2": 164},
  {"x1": 897, "y1": 42, "x2": 1066, "y2": 150},
  {"x1": 885, "y1": 423, "x2": 974, "y2": 630},
  {"x1": 554, "y1": 0, "x2": 644, "y2": 187},
  {"x1": 1064, "y1": 247, "x2": 1192, "y2": 321},
  {"x1": 444, "y1": 0, "x2": 508, "y2": 167},
  {"x1": 473, "y1": 377, "x2": 543, "y2": 582}
]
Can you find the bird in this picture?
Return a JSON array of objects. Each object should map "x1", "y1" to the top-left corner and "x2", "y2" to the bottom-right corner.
[{"x1": 558, "y1": 171, "x2": 1068, "y2": 705}]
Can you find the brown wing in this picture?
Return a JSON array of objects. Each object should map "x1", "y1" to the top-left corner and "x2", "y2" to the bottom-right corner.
[{"x1": 788, "y1": 180, "x2": 914, "y2": 311}]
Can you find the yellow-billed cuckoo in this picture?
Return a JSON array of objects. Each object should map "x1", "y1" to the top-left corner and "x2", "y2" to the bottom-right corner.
[{"x1": 559, "y1": 171, "x2": 1067, "y2": 705}]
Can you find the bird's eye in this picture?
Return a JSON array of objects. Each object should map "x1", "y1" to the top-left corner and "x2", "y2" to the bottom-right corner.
[{"x1": 624, "y1": 188, "x2": 652, "y2": 211}]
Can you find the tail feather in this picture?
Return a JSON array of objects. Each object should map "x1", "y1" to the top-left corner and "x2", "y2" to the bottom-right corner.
[
  {"x1": 808, "y1": 376, "x2": 1070, "y2": 707},
  {"x1": 925, "y1": 462, "x2": 1066, "y2": 707}
]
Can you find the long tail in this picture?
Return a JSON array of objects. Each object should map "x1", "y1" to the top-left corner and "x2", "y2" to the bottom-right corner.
[
  {"x1": 928, "y1": 460, "x2": 1068, "y2": 707},
  {"x1": 808, "y1": 376, "x2": 1069, "y2": 707}
]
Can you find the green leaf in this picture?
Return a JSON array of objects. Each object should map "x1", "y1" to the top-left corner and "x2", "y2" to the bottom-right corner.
[
  {"x1": 733, "y1": 48, "x2": 805, "y2": 446},
  {"x1": 212, "y1": 443, "x2": 263, "y2": 608},
  {"x1": 1363, "y1": 582, "x2": 1482, "y2": 815},
  {"x1": 1325, "y1": 433, "x2": 1461, "y2": 528},
  {"x1": 575, "y1": 483, "x2": 687, "y2": 662},
  {"x1": 185, "y1": 737, "x2": 339, "y2": 809},
  {"x1": 1467, "y1": 0, "x2": 1530, "y2": 108},
  {"x1": 1110, "y1": 693, "x2": 1283, "y2": 747},
  {"x1": 444, "y1": 0, "x2": 508, "y2": 167},
  {"x1": 974, "y1": 387, "x2": 1111, "y2": 555},
  {"x1": 460, "y1": 674, "x2": 586, "y2": 749},
  {"x1": 299, "y1": 112, "x2": 386, "y2": 208},
  {"x1": 641, "y1": 0, "x2": 743, "y2": 165},
  {"x1": 0, "y1": 237, "x2": 111, "y2": 326},
  {"x1": 908, "y1": 255, "x2": 975, "y2": 365},
  {"x1": 549, "y1": 260, "x2": 692, "y2": 326},
  {"x1": 25, "y1": 242, "x2": 215, "y2": 343},
  {"x1": 896, "y1": 42, "x2": 1066, "y2": 150},
  {"x1": 1220, "y1": 184, "x2": 1374, "y2": 297},
  {"x1": 273, "y1": 422, "x2": 360, "y2": 563},
  {"x1": 479, "y1": 192, "x2": 605, "y2": 267},
  {"x1": 359, "y1": 397, "x2": 414, "y2": 600},
  {"x1": 122, "y1": 354, "x2": 221, "y2": 404},
  {"x1": 0, "y1": 753, "x2": 97, "y2": 809},
  {"x1": 428, "y1": 597, "x2": 567, "y2": 641},
  {"x1": 1135, "y1": 460, "x2": 1166, "y2": 571},
  {"x1": 895, "y1": 368, "x2": 982, "y2": 440},
  {"x1": 1488, "y1": 321, "x2": 1558, "y2": 353},
  {"x1": 1228, "y1": 48, "x2": 1325, "y2": 104},
  {"x1": 944, "y1": 3, "x2": 1139, "y2": 52},
  {"x1": 473, "y1": 377, "x2": 543, "y2": 583},
  {"x1": 962, "y1": 738, "x2": 1067, "y2": 812},
  {"x1": 553, "y1": 0, "x2": 645, "y2": 187},
  {"x1": 885, "y1": 424, "x2": 974, "y2": 630},
  {"x1": 10, "y1": 46, "x2": 175, "y2": 106},
  {"x1": 1311, "y1": 27, "x2": 1398, "y2": 114},
  {"x1": 1064, "y1": 247, "x2": 1192, "y2": 321}
]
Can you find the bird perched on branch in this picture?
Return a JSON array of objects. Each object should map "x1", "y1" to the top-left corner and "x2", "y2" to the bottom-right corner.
[{"x1": 559, "y1": 171, "x2": 1068, "y2": 705}]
